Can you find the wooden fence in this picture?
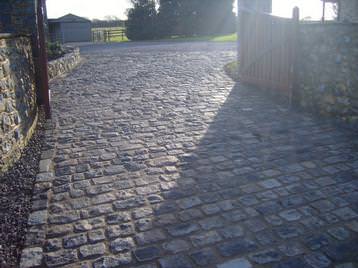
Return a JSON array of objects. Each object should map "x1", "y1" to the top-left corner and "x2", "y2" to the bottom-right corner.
[
  {"x1": 239, "y1": 8, "x2": 300, "y2": 101},
  {"x1": 92, "y1": 29, "x2": 126, "y2": 42}
]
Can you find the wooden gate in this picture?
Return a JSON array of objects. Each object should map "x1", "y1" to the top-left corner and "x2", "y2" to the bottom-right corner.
[{"x1": 239, "y1": 8, "x2": 299, "y2": 100}]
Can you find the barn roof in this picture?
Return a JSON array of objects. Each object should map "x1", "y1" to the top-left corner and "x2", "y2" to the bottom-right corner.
[{"x1": 49, "y1": 14, "x2": 91, "y2": 23}]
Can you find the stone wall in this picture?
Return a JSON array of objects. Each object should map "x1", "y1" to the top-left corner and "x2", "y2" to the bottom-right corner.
[
  {"x1": 48, "y1": 47, "x2": 81, "y2": 80},
  {"x1": 0, "y1": 34, "x2": 38, "y2": 173},
  {"x1": 339, "y1": 0, "x2": 358, "y2": 23},
  {"x1": 0, "y1": 1, "x2": 37, "y2": 35},
  {"x1": 297, "y1": 23, "x2": 358, "y2": 123}
]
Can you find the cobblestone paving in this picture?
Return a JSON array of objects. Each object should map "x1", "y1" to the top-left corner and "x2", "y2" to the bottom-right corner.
[{"x1": 42, "y1": 42, "x2": 358, "y2": 267}]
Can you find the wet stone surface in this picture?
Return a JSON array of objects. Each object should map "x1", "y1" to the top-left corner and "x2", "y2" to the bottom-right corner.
[{"x1": 34, "y1": 42, "x2": 358, "y2": 267}]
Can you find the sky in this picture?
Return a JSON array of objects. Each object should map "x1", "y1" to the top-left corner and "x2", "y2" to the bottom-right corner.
[{"x1": 46, "y1": 0, "x2": 335, "y2": 21}]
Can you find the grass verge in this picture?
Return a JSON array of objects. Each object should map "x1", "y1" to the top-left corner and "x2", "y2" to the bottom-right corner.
[
  {"x1": 92, "y1": 27, "x2": 129, "y2": 43},
  {"x1": 161, "y1": 33, "x2": 237, "y2": 42},
  {"x1": 91, "y1": 28, "x2": 237, "y2": 43}
]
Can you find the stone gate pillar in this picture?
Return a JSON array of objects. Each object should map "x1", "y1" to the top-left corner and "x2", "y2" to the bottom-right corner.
[
  {"x1": 0, "y1": 0, "x2": 38, "y2": 35},
  {"x1": 0, "y1": 0, "x2": 50, "y2": 118}
]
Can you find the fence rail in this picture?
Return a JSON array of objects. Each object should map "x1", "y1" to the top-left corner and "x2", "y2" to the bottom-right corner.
[
  {"x1": 239, "y1": 8, "x2": 299, "y2": 101},
  {"x1": 92, "y1": 29, "x2": 126, "y2": 42}
]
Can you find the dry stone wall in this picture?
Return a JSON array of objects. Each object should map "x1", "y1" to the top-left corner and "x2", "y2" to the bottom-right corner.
[
  {"x1": 48, "y1": 48, "x2": 81, "y2": 80},
  {"x1": 0, "y1": 34, "x2": 37, "y2": 173}
]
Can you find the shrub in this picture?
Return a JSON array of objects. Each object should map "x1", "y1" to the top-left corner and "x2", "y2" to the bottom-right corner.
[{"x1": 47, "y1": 42, "x2": 65, "y2": 61}]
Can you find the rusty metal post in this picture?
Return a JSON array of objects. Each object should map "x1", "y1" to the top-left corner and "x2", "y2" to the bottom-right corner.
[{"x1": 36, "y1": 0, "x2": 51, "y2": 118}]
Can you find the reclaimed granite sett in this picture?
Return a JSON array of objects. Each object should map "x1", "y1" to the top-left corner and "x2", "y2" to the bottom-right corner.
[{"x1": 22, "y1": 42, "x2": 358, "y2": 267}]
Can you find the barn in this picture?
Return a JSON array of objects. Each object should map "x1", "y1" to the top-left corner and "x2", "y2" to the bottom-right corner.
[{"x1": 48, "y1": 13, "x2": 92, "y2": 43}]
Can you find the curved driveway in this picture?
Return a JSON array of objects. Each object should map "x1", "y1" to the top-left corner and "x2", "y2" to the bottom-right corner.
[{"x1": 39, "y1": 42, "x2": 357, "y2": 267}]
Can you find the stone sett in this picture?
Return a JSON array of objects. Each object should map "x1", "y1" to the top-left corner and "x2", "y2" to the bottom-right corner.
[{"x1": 27, "y1": 42, "x2": 358, "y2": 267}]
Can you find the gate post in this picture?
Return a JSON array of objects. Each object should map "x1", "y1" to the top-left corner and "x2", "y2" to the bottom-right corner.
[
  {"x1": 289, "y1": 7, "x2": 300, "y2": 106},
  {"x1": 36, "y1": 0, "x2": 51, "y2": 118}
]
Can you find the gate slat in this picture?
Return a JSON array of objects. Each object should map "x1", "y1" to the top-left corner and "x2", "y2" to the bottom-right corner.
[{"x1": 239, "y1": 8, "x2": 299, "y2": 96}]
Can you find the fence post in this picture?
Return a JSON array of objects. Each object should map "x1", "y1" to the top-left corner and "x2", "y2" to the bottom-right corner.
[{"x1": 289, "y1": 7, "x2": 300, "y2": 106}]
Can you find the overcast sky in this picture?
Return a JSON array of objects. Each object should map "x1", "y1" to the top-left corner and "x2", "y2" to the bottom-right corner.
[{"x1": 46, "y1": 0, "x2": 334, "y2": 21}]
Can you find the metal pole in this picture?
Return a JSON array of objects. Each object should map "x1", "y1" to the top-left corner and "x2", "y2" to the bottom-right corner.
[
  {"x1": 322, "y1": 0, "x2": 326, "y2": 22},
  {"x1": 37, "y1": 0, "x2": 51, "y2": 118}
]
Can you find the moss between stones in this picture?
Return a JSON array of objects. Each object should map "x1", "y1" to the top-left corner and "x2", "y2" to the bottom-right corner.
[{"x1": 224, "y1": 61, "x2": 239, "y2": 81}]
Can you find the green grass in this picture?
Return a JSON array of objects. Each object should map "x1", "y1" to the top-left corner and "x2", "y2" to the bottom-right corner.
[
  {"x1": 91, "y1": 27, "x2": 125, "y2": 31},
  {"x1": 91, "y1": 27, "x2": 237, "y2": 43},
  {"x1": 160, "y1": 33, "x2": 237, "y2": 42},
  {"x1": 211, "y1": 33, "x2": 237, "y2": 42},
  {"x1": 92, "y1": 27, "x2": 128, "y2": 42},
  {"x1": 110, "y1": 35, "x2": 129, "y2": 42}
]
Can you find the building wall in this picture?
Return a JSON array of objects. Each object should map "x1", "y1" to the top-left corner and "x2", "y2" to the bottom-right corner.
[
  {"x1": 297, "y1": 23, "x2": 358, "y2": 123},
  {"x1": 61, "y1": 22, "x2": 92, "y2": 43},
  {"x1": 0, "y1": 34, "x2": 38, "y2": 173},
  {"x1": 49, "y1": 23, "x2": 63, "y2": 43},
  {"x1": 340, "y1": 0, "x2": 358, "y2": 22}
]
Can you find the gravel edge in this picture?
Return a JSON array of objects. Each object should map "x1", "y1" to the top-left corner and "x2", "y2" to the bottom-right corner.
[
  {"x1": 18, "y1": 117, "x2": 58, "y2": 268},
  {"x1": 0, "y1": 110, "x2": 46, "y2": 267}
]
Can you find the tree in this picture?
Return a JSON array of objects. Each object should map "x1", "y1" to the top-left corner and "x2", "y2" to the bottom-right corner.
[
  {"x1": 157, "y1": 0, "x2": 181, "y2": 37},
  {"x1": 126, "y1": 0, "x2": 236, "y2": 40},
  {"x1": 126, "y1": 0, "x2": 158, "y2": 40},
  {"x1": 158, "y1": 0, "x2": 236, "y2": 37},
  {"x1": 203, "y1": 0, "x2": 236, "y2": 35}
]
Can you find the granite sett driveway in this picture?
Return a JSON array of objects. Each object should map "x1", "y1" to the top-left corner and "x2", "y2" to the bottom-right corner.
[{"x1": 26, "y1": 42, "x2": 358, "y2": 267}]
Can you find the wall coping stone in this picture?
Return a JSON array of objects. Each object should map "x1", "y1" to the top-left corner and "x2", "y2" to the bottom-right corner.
[
  {"x1": 300, "y1": 21, "x2": 358, "y2": 27},
  {"x1": 0, "y1": 33, "x2": 32, "y2": 39}
]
